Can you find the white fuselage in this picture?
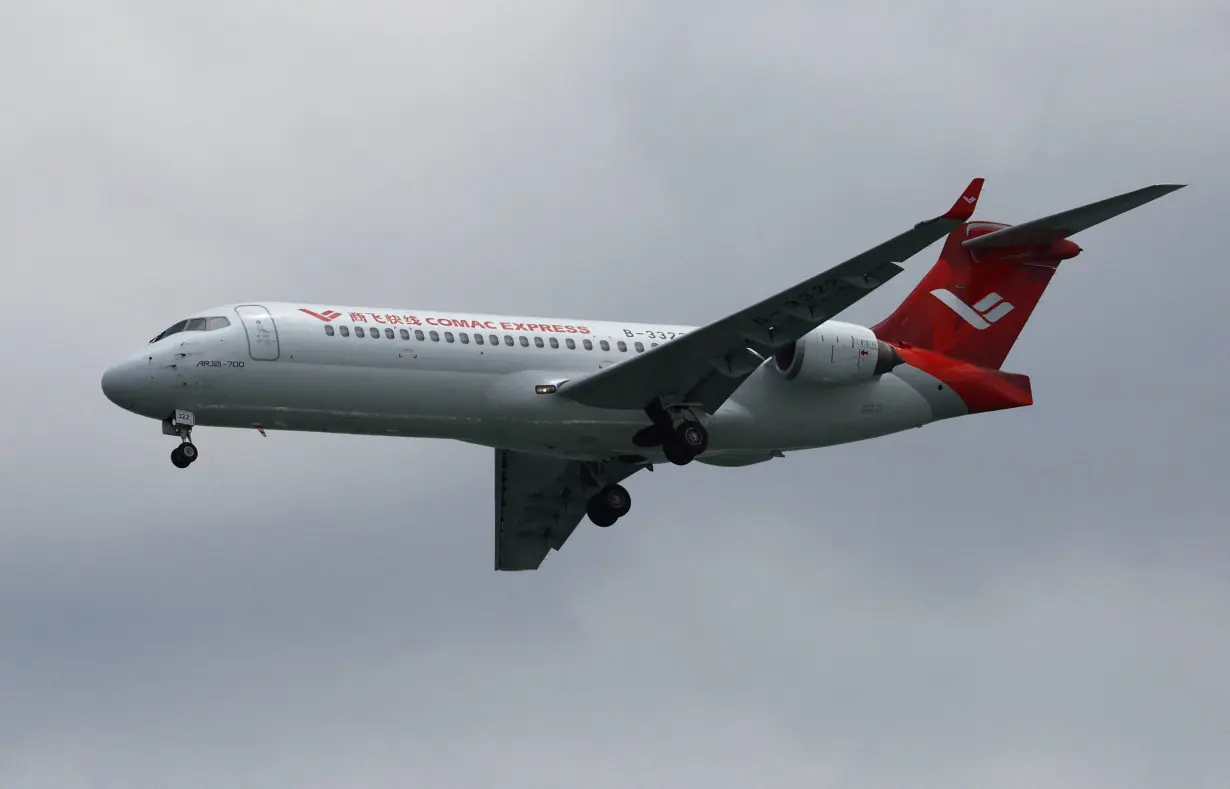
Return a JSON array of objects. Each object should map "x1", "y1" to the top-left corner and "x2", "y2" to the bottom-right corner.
[{"x1": 101, "y1": 302, "x2": 967, "y2": 464}]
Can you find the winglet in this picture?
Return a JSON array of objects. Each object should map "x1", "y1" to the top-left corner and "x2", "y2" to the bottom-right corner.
[{"x1": 941, "y1": 177, "x2": 985, "y2": 221}]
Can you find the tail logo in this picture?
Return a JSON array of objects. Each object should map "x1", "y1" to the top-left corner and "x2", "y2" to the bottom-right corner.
[{"x1": 930, "y1": 290, "x2": 1015, "y2": 330}]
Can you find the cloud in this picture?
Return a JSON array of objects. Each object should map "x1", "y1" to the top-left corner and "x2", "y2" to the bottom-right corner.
[{"x1": 3, "y1": 0, "x2": 1229, "y2": 786}]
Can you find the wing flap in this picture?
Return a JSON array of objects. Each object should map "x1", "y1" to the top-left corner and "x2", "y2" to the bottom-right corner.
[{"x1": 494, "y1": 450, "x2": 644, "y2": 571}]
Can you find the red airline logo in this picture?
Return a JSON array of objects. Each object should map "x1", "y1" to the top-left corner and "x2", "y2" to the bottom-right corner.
[
  {"x1": 300, "y1": 309, "x2": 342, "y2": 322},
  {"x1": 297, "y1": 306, "x2": 593, "y2": 335}
]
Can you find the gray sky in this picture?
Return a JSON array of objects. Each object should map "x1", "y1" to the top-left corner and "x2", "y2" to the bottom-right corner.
[{"x1": 4, "y1": 1, "x2": 1229, "y2": 786}]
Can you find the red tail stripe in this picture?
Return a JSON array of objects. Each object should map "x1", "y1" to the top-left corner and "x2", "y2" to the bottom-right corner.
[{"x1": 897, "y1": 345, "x2": 1032, "y2": 414}]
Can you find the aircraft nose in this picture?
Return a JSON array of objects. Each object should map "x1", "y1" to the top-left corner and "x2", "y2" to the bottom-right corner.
[{"x1": 101, "y1": 360, "x2": 141, "y2": 409}]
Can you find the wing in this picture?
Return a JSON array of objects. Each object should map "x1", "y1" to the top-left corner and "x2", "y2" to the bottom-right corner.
[
  {"x1": 557, "y1": 178, "x2": 985, "y2": 412},
  {"x1": 494, "y1": 449, "x2": 645, "y2": 571}
]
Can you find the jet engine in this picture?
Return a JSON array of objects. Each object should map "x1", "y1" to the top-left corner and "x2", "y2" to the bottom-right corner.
[{"x1": 772, "y1": 323, "x2": 902, "y2": 385}]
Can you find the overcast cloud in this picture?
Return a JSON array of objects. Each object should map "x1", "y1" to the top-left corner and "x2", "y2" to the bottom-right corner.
[{"x1": 3, "y1": 1, "x2": 1229, "y2": 787}]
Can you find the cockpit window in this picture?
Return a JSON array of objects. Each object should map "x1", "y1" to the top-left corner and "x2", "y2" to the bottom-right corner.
[
  {"x1": 149, "y1": 315, "x2": 232, "y2": 343},
  {"x1": 149, "y1": 320, "x2": 187, "y2": 343}
]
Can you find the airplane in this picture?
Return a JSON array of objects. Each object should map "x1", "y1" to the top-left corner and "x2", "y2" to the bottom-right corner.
[{"x1": 101, "y1": 179, "x2": 1183, "y2": 570}]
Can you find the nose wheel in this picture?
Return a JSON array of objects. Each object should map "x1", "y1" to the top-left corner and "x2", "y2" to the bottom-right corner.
[
  {"x1": 164, "y1": 409, "x2": 200, "y2": 468},
  {"x1": 171, "y1": 442, "x2": 199, "y2": 468},
  {"x1": 587, "y1": 483, "x2": 632, "y2": 528}
]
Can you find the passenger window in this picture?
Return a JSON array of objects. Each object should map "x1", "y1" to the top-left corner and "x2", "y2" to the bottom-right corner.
[
  {"x1": 339, "y1": 326, "x2": 350, "y2": 337},
  {"x1": 399, "y1": 328, "x2": 410, "y2": 340},
  {"x1": 519, "y1": 336, "x2": 529, "y2": 347},
  {"x1": 475, "y1": 334, "x2": 484, "y2": 345},
  {"x1": 504, "y1": 335, "x2": 514, "y2": 346},
  {"x1": 185, "y1": 318, "x2": 207, "y2": 331},
  {"x1": 600, "y1": 340, "x2": 610, "y2": 351},
  {"x1": 635, "y1": 341, "x2": 644, "y2": 352},
  {"x1": 583, "y1": 339, "x2": 593, "y2": 350},
  {"x1": 489, "y1": 334, "x2": 499, "y2": 346},
  {"x1": 430, "y1": 330, "x2": 440, "y2": 342},
  {"x1": 371, "y1": 328, "x2": 380, "y2": 339},
  {"x1": 617, "y1": 341, "x2": 627, "y2": 352},
  {"x1": 355, "y1": 326, "x2": 366, "y2": 338},
  {"x1": 549, "y1": 337, "x2": 559, "y2": 349},
  {"x1": 460, "y1": 332, "x2": 470, "y2": 344},
  {"x1": 445, "y1": 331, "x2": 454, "y2": 343},
  {"x1": 415, "y1": 329, "x2": 425, "y2": 341},
  {"x1": 566, "y1": 338, "x2": 576, "y2": 350},
  {"x1": 385, "y1": 328, "x2": 394, "y2": 339},
  {"x1": 533, "y1": 337, "x2": 544, "y2": 348},
  {"x1": 651, "y1": 342, "x2": 659, "y2": 347},
  {"x1": 325, "y1": 325, "x2": 335, "y2": 336},
  {"x1": 206, "y1": 316, "x2": 230, "y2": 330}
]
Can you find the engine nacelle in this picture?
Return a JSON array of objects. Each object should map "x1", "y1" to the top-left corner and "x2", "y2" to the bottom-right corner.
[{"x1": 772, "y1": 322, "x2": 902, "y2": 385}]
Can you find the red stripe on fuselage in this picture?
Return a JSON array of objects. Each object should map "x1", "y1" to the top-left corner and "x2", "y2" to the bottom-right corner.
[{"x1": 895, "y1": 345, "x2": 1032, "y2": 414}]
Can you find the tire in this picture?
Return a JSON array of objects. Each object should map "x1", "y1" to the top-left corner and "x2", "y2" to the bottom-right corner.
[
  {"x1": 663, "y1": 439, "x2": 694, "y2": 466},
  {"x1": 675, "y1": 420, "x2": 708, "y2": 453},
  {"x1": 588, "y1": 505, "x2": 618, "y2": 528},
  {"x1": 599, "y1": 484, "x2": 631, "y2": 517}
]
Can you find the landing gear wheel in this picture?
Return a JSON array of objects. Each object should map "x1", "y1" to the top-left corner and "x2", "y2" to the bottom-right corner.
[
  {"x1": 170, "y1": 442, "x2": 198, "y2": 468},
  {"x1": 676, "y1": 420, "x2": 708, "y2": 453},
  {"x1": 587, "y1": 500, "x2": 618, "y2": 528},
  {"x1": 663, "y1": 420, "x2": 708, "y2": 465},
  {"x1": 663, "y1": 440, "x2": 692, "y2": 466},
  {"x1": 598, "y1": 484, "x2": 631, "y2": 518},
  {"x1": 587, "y1": 484, "x2": 631, "y2": 528}
]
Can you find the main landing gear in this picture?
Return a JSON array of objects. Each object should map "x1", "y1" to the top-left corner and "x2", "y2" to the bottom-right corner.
[
  {"x1": 164, "y1": 409, "x2": 200, "y2": 469},
  {"x1": 587, "y1": 483, "x2": 632, "y2": 528},
  {"x1": 639, "y1": 399, "x2": 710, "y2": 466},
  {"x1": 663, "y1": 419, "x2": 708, "y2": 466}
]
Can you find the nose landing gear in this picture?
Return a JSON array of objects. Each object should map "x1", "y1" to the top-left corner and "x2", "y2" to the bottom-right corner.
[{"x1": 163, "y1": 409, "x2": 200, "y2": 468}]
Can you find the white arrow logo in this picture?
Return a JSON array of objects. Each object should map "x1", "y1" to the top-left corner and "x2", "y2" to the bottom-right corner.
[{"x1": 931, "y1": 290, "x2": 1014, "y2": 330}]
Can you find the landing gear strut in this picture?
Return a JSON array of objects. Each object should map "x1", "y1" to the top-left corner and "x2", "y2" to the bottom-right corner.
[
  {"x1": 587, "y1": 483, "x2": 632, "y2": 528},
  {"x1": 163, "y1": 409, "x2": 200, "y2": 469}
]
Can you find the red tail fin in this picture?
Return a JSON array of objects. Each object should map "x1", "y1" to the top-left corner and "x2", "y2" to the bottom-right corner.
[
  {"x1": 873, "y1": 183, "x2": 1184, "y2": 369},
  {"x1": 871, "y1": 222, "x2": 1065, "y2": 369}
]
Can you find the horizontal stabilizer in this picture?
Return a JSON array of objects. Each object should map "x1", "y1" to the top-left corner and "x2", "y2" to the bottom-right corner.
[{"x1": 963, "y1": 184, "x2": 1185, "y2": 252}]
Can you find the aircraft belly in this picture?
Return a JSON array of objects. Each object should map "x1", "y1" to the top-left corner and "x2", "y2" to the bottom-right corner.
[
  {"x1": 707, "y1": 370, "x2": 937, "y2": 452},
  {"x1": 478, "y1": 369, "x2": 647, "y2": 455},
  {"x1": 191, "y1": 361, "x2": 494, "y2": 439}
]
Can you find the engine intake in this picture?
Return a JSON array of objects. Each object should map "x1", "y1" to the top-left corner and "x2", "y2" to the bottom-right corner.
[{"x1": 772, "y1": 323, "x2": 902, "y2": 385}]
